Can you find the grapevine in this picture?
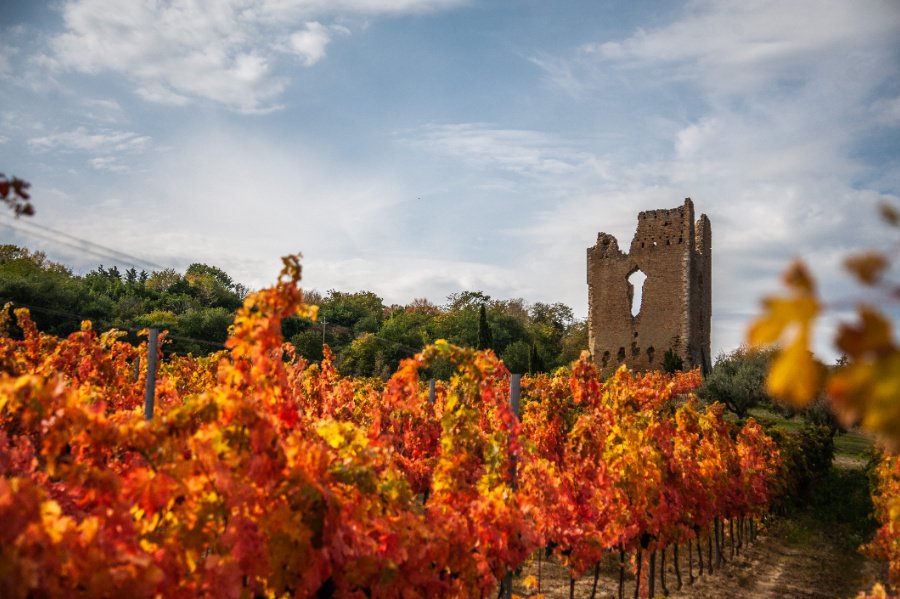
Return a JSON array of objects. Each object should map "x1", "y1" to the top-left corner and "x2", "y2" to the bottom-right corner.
[{"x1": 0, "y1": 256, "x2": 782, "y2": 598}]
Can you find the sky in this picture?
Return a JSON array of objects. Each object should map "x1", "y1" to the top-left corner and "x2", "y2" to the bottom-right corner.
[{"x1": 1, "y1": 0, "x2": 899, "y2": 359}]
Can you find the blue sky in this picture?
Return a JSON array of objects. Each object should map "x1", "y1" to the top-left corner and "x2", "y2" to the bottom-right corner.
[{"x1": 1, "y1": 0, "x2": 899, "y2": 358}]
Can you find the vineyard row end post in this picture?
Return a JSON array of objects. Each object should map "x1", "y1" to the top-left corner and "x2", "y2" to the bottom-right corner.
[
  {"x1": 144, "y1": 328, "x2": 159, "y2": 420},
  {"x1": 501, "y1": 373, "x2": 522, "y2": 599}
]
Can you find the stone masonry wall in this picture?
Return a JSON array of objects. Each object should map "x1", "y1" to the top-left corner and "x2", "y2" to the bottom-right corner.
[{"x1": 587, "y1": 198, "x2": 711, "y2": 374}]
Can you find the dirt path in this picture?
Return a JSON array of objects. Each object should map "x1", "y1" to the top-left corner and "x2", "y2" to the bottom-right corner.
[
  {"x1": 512, "y1": 458, "x2": 886, "y2": 598},
  {"x1": 513, "y1": 522, "x2": 884, "y2": 598},
  {"x1": 662, "y1": 522, "x2": 885, "y2": 599}
]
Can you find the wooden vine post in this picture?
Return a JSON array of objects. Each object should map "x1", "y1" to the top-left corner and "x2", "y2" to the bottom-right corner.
[
  {"x1": 501, "y1": 374, "x2": 521, "y2": 599},
  {"x1": 143, "y1": 328, "x2": 159, "y2": 420}
]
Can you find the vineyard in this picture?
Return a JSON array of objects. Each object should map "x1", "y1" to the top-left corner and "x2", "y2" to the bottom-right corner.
[{"x1": 0, "y1": 255, "x2": 894, "y2": 598}]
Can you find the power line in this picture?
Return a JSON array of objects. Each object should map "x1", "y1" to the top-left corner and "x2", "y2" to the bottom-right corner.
[
  {"x1": 25, "y1": 218, "x2": 167, "y2": 270},
  {"x1": 0, "y1": 214, "x2": 168, "y2": 272}
]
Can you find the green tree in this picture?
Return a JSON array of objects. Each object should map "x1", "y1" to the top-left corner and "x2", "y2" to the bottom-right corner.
[
  {"x1": 446, "y1": 290, "x2": 491, "y2": 311},
  {"x1": 290, "y1": 329, "x2": 325, "y2": 362},
  {"x1": 146, "y1": 269, "x2": 182, "y2": 294},
  {"x1": 340, "y1": 333, "x2": 384, "y2": 378},
  {"x1": 0, "y1": 245, "x2": 248, "y2": 355},
  {"x1": 431, "y1": 300, "x2": 478, "y2": 347},
  {"x1": 0, "y1": 246, "x2": 85, "y2": 335},
  {"x1": 500, "y1": 340, "x2": 530, "y2": 374},
  {"x1": 184, "y1": 263, "x2": 242, "y2": 309},
  {"x1": 700, "y1": 346, "x2": 772, "y2": 419},
  {"x1": 319, "y1": 291, "x2": 384, "y2": 333},
  {"x1": 558, "y1": 319, "x2": 588, "y2": 364}
]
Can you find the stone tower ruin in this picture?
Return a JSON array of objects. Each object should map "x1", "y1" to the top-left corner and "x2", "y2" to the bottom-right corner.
[{"x1": 587, "y1": 198, "x2": 711, "y2": 374}]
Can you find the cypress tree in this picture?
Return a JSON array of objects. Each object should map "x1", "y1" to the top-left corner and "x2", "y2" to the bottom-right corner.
[
  {"x1": 528, "y1": 342, "x2": 544, "y2": 374},
  {"x1": 663, "y1": 348, "x2": 684, "y2": 373},
  {"x1": 476, "y1": 303, "x2": 493, "y2": 350}
]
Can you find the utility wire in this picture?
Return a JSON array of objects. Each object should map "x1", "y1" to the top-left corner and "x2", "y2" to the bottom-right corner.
[
  {"x1": 0, "y1": 214, "x2": 168, "y2": 272},
  {"x1": 14, "y1": 216, "x2": 166, "y2": 269}
]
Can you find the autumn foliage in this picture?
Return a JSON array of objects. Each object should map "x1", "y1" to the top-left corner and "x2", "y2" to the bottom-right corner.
[{"x1": 0, "y1": 256, "x2": 782, "y2": 597}]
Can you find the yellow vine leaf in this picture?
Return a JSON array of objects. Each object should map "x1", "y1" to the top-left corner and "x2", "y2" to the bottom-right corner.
[
  {"x1": 748, "y1": 262, "x2": 819, "y2": 345},
  {"x1": 749, "y1": 261, "x2": 823, "y2": 406},
  {"x1": 766, "y1": 334, "x2": 824, "y2": 407},
  {"x1": 748, "y1": 297, "x2": 819, "y2": 345}
]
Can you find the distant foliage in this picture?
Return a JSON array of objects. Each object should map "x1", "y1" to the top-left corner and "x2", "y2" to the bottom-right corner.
[
  {"x1": 0, "y1": 246, "x2": 245, "y2": 355},
  {"x1": 0, "y1": 245, "x2": 588, "y2": 377}
]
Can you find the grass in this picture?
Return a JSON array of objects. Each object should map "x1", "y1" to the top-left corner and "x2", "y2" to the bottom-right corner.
[
  {"x1": 747, "y1": 405, "x2": 877, "y2": 550},
  {"x1": 748, "y1": 405, "x2": 876, "y2": 460},
  {"x1": 781, "y1": 465, "x2": 875, "y2": 547},
  {"x1": 746, "y1": 406, "x2": 806, "y2": 430},
  {"x1": 835, "y1": 429, "x2": 875, "y2": 459}
]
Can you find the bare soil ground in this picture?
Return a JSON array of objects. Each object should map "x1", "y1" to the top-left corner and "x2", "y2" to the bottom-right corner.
[
  {"x1": 511, "y1": 453, "x2": 887, "y2": 598},
  {"x1": 511, "y1": 533, "x2": 884, "y2": 599}
]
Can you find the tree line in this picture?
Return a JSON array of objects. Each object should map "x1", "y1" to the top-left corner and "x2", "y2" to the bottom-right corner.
[{"x1": 0, "y1": 245, "x2": 587, "y2": 378}]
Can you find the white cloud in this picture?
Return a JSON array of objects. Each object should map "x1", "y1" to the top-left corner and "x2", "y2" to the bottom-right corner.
[
  {"x1": 88, "y1": 156, "x2": 129, "y2": 172},
  {"x1": 28, "y1": 127, "x2": 152, "y2": 154},
  {"x1": 249, "y1": 0, "x2": 466, "y2": 21},
  {"x1": 410, "y1": 123, "x2": 604, "y2": 178},
  {"x1": 873, "y1": 96, "x2": 900, "y2": 127},
  {"x1": 289, "y1": 21, "x2": 332, "y2": 66},
  {"x1": 79, "y1": 98, "x2": 126, "y2": 123},
  {"x1": 583, "y1": 0, "x2": 900, "y2": 97},
  {"x1": 44, "y1": 0, "x2": 466, "y2": 113},
  {"x1": 36, "y1": 126, "x2": 412, "y2": 289},
  {"x1": 134, "y1": 84, "x2": 191, "y2": 107},
  {"x1": 527, "y1": 54, "x2": 586, "y2": 99},
  {"x1": 0, "y1": 44, "x2": 17, "y2": 77},
  {"x1": 26, "y1": 126, "x2": 152, "y2": 174}
]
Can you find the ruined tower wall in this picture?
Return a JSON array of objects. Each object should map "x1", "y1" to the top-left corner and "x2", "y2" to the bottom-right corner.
[
  {"x1": 690, "y1": 214, "x2": 713, "y2": 373},
  {"x1": 587, "y1": 198, "x2": 711, "y2": 374}
]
